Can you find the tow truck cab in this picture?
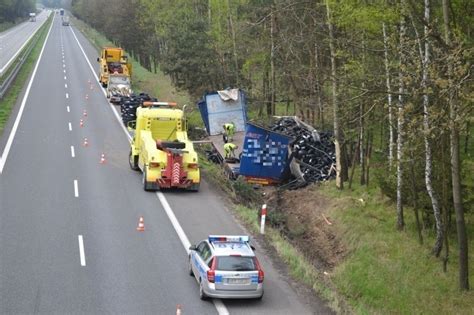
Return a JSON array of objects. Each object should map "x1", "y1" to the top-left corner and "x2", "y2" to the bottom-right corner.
[{"x1": 129, "y1": 102, "x2": 200, "y2": 191}]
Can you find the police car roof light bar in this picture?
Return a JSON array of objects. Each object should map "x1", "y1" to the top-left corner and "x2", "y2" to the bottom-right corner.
[{"x1": 208, "y1": 235, "x2": 250, "y2": 243}]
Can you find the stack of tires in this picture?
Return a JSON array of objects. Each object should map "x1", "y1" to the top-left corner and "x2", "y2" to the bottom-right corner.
[{"x1": 120, "y1": 93, "x2": 158, "y2": 126}]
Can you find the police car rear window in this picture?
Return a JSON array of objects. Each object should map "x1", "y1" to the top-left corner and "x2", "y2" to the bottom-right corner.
[{"x1": 216, "y1": 256, "x2": 256, "y2": 271}]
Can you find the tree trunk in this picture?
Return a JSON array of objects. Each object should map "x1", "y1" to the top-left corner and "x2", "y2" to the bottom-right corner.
[
  {"x1": 383, "y1": 23, "x2": 395, "y2": 169},
  {"x1": 325, "y1": 0, "x2": 343, "y2": 189},
  {"x1": 227, "y1": 0, "x2": 239, "y2": 86},
  {"x1": 465, "y1": 120, "x2": 470, "y2": 154},
  {"x1": 443, "y1": 0, "x2": 469, "y2": 291},
  {"x1": 396, "y1": 7, "x2": 406, "y2": 230},
  {"x1": 421, "y1": 0, "x2": 443, "y2": 257},
  {"x1": 409, "y1": 151, "x2": 423, "y2": 245},
  {"x1": 270, "y1": 3, "x2": 276, "y2": 116}
]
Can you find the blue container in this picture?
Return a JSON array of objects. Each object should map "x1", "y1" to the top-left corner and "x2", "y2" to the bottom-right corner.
[
  {"x1": 197, "y1": 90, "x2": 247, "y2": 135},
  {"x1": 239, "y1": 123, "x2": 291, "y2": 183}
]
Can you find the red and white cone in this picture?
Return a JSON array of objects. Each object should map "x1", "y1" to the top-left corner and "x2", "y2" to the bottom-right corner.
[
  {"x1": 100, "y1": 153, "x2": 106, "y2": 164},
  {"x1": 176, "y1": 304, "x2": 182, "y2": 315},
  {"x1": 136, "y1": 216, "x2": 145, "y2": 232},
  {"x1": 80, "y1": 119, "x2": 84, "y2": 127},
  {"x1": 85, "y1": 94, "x2": 89, "y2": 100},
  {"x1": 83, "y1": 138, "x2": 89, "y2": 147},
  {"x1": 83, "y1": 110, "x2": 87, "y2": 117}
]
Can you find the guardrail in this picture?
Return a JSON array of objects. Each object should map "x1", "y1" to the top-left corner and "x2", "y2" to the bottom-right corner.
[{"x1": 0, "y1": 19, "x2": 44, "y2": 100}]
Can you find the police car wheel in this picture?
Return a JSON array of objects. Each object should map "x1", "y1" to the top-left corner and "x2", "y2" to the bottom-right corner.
[
  {"x1": 188, "y1": 258, "x2": 194, "y2": 276},
  {"x1": 199, "y1": 280, "x2": 207, "y2": 300}
]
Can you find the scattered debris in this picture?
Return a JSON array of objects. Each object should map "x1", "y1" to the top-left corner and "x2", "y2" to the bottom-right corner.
[{"x1": 270, "y1": 117, "x2": 336, "y2": 189}]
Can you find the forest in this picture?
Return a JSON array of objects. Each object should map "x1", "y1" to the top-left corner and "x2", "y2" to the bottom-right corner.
[
  {"x1": 68, "y1": 0, "x2": 472, "y2": 291},
  {"x1": 0, "y1": 0, "x2": 36, "y2": 23}
]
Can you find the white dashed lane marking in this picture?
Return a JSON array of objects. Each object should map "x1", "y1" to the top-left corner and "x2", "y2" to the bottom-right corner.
[{"x1": 74, "y1": 180, "x2": 79, "y2": 197}]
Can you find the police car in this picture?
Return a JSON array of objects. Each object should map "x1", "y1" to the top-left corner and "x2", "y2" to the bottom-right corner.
[{"x1": 188, "y1": 235, "x2": 264, "y2": 300}]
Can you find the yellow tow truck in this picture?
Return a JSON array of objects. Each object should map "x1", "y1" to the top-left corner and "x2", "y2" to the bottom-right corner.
[
  {"x1": 97, "y1": 47, "x2": 132, "y2": 88},
  {"x1": 129, "y1": 102, "x2": 200, "y2": 191}
]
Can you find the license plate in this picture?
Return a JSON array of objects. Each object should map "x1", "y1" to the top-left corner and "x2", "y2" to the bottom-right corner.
[{"x1": 226, "y1": 278, "x2": 250, "y2": 285}]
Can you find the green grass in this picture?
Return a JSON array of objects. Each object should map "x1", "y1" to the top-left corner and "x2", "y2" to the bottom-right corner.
[
  {"x1": 321, "y1": 179, "x2": 474, "y2": 314},
  {"x1": 0, "y1": 22, "x2": 14, "y2": 32},
  {"x1": 0, "y1": 15, "x2": 52, "y2": 136}
]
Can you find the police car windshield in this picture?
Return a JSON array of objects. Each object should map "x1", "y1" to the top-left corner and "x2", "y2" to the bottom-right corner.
[{"x1": 216, "y1": 256, "x2": 255, "y2": 271}]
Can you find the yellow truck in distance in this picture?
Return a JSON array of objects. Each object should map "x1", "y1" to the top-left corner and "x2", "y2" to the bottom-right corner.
[
  {"x1": 97, "y1": 47, "x2": 132, "y2": 88},
  {"x1": 129, "y1": 102, "x2": 200, "y2": 191}
]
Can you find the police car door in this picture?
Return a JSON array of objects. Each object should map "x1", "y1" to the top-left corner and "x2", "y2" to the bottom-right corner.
[{"x1": 192, "y1": 241, "x2": 211, "y2": 281}]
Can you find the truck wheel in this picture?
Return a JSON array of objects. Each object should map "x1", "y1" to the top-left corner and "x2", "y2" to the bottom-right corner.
[
  {"x1": 129, "y1": 150, "x2": 139, "y2": 171},
  {"x1": 142, "y1": 168, "x2": 154, "y2": 191},
  {"x1": 187, "y1": 182, "x2": 200, "y2": 192}
]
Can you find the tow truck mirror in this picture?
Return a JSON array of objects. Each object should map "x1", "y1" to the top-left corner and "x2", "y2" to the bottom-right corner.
[
  {"x1": 127, "y1": 120, "x2": 136, "y2": 131},
  {"x1": 96, "y1": 57, "x2": 100, "y2": 62},
  {"x1": 189, "y1": 245, "x2": 197, "y2": 251}
]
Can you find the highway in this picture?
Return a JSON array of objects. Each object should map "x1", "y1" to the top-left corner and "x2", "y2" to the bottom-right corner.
[
  {"x1": 0, "y1": 10, "x2": 49, "y2": 74},
  {"x1": 0, "y1": 14, "x2": 329, "y2": 314}
]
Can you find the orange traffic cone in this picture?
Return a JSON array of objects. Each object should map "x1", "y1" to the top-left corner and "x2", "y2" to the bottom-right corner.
[
  {"x1": 83, "y1": 138, "x2": 89, "y2": 147},
  {"x1": 85, "y1": 94, "x2": 89, "y2": 100},
  {"x1": 176, "y1": 304, "x2": 182, "y2": 315},
  {"x1": 80, "y1": 119, "x2": 84, "y2": 127},
  {"x1": 83, "y1": 110, "x2": 87, "y2": 117},
  {"x1": 100, "y1": 153, "x2": 106, "y2": 164},
  {"x1": 136, "y1": 216, "x2": 145, "y2": 231}
]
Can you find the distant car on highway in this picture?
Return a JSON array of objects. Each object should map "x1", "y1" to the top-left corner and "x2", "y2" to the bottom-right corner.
[
  {"x1": 62, "y1": 16, "x2": 70, "y2": 26},
  {"x1": 188, "y1": 235, "x2": 264, "y2": 300}
]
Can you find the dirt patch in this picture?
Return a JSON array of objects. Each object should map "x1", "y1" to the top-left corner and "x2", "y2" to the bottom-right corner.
[{"x1": 266, "y1": 185, "x2": 347, "y2": 270}]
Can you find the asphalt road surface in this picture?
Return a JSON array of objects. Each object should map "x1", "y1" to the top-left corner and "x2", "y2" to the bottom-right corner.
[
  {"x1": 0, "y1": 10, "x2": 49, "y2": 74},
  {"x1": 0, "y1": 14, "x2": 330, "y2": 314}
]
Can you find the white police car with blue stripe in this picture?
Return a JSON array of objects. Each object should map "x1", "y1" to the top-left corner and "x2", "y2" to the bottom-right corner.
[{"x1": 188, "y1": 235, "x2": 264, "y2": 300}]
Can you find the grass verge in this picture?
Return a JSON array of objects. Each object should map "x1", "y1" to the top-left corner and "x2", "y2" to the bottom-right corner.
[
  {"x1": 321, "y1": 179, "x2": 474, "y2": 314},
  {"x1": 0, "y1": 15, "x2": 52, "y2": 136}
]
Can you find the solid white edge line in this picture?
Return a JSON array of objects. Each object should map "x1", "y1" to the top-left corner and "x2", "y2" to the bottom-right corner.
[
  {"x1": 69, "y1": 25, "x2": 230, "y2": 315},
  {"x1": 68, "y1": 122, "x2": 72, "y2": 131},
  {"x1": 74, "y1": 179, "x2": 79, "y2": 197},
  {"x1": 0, "y1": 14, "x2": 48, "y2": 74},
  {"x1": 156, "y1": 192, "x2": 191, "y2": 252},
  {"x1": 71, "y1": 145, "x2": 75, "y2": 158},
  {"x1": 78, "y1": 235, "x2": 86, "y2": 266},
  {"x1": 0, "y1": 17, "x2": 54, "y2": 174}
]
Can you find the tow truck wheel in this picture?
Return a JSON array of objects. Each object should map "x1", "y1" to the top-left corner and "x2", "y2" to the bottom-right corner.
[
  {"x1": 142, "y1": 169, "x2": 152, "y2": 191},
  {"x1": 199, "y1": 280, "x2": 208, "y2": 300},
  {"x1": 129, "y1": 150, "x2": 139, "y2": 171},
  {"x1": 187, "y1": 182, "x2": 200, "y2": 192}
]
